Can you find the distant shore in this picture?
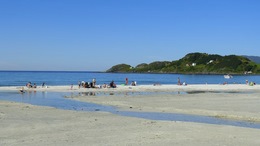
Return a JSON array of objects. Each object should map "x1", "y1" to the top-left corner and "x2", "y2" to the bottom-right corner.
[
  {"x1": 106, "y1": 71, "x2": 260, "y2": 75},
  {"x1": 1, "y1": 70, "x2": 260, "y2": 75}
]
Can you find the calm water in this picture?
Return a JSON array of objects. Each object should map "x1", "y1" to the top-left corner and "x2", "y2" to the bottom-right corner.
[{"x1": 0, "y1": 71, "x2": 260, "y2": 86}]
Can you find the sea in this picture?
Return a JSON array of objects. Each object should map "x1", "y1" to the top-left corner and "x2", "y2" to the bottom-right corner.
[{"x1": 0, "y1": 71, "x2": 259, "y2": 86}]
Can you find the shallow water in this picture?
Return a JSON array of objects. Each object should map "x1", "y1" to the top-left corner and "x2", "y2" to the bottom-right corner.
[
  {"x1": 0, "y1": 91, "x2": 115, "y2": 112},
  {"x1": 0, "y1": 91, "x2": 260, "y2": 129}
]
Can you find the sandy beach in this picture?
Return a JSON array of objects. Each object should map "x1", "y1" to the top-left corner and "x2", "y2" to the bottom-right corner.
[{"x1": 1, "y1": 84, "x2": 260, "y2": 145}]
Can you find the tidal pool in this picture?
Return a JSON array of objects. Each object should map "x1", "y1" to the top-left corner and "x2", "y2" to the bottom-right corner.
[{"x1": 0, "y1": 91, "x2": 259, "y2": 129}]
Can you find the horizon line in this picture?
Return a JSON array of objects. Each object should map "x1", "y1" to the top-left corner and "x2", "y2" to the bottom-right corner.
[{"x1": 0, "y1": 70, "x2": 105, "y2": 73}]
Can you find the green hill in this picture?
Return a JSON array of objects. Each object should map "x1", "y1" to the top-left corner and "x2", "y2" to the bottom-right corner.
[
  {"x1": 106, "y1": 64, "x2": 132, "y2": 73},
  {"x1": 106, "y1": 53, "x2": 260, "y2": 74}
]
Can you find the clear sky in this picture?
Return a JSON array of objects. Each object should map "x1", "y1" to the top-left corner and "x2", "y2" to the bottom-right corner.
[{"x1": 0, "y1": 0, "x2": 259, "y2": 71}]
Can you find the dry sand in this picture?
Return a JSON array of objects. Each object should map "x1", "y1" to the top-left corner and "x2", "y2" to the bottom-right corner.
[{"x1": 1, "y1": 84, "x2": 260, "y2": 146}]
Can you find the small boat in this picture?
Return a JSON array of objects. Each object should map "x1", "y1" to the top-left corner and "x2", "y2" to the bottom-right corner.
[{"x1": 224, "y1": 74, "x2": 233, "y2": 79}]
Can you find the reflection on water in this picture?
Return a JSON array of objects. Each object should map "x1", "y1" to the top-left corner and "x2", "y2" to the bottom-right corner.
[
  {"x1": 66, "y1": 91, "x2": 253, "y2": 97},
  {"x1": 186, "y1": 90, "x2": 253, "y2": 94},
  {"x1": 0, "y1": 91, "x2": 259, "y2": 129},
  {"x1": 68, "y1": 91, "x2": 188, "y2": 97},
  {"x1": 0, "y1": 91, "x2": 116, "y2": 112}
]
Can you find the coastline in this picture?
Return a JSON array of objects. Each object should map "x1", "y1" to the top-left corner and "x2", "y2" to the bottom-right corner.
[
  {"x1": 1, "y1": 84, "x2": 260, "y2": 145},
  {"x1": 1, "y1": 84, "x2": 259, "y2": 92}
]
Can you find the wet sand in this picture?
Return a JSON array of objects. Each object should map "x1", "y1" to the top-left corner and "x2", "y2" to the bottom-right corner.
[{"x1": 1, "y1": 84, "x2": 260, "y2": 145}]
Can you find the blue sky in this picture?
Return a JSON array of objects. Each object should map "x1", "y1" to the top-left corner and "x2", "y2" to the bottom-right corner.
[{"x1": 0, "y1": 0, "x2": 259, "y2": 71}]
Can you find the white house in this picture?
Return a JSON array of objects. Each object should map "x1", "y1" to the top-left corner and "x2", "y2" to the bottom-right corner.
[{"x1": 207, "y1": 60, "x2": 214, "y2": 64}]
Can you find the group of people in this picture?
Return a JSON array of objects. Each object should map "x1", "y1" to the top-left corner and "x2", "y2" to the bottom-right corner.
[
  {"x1": 78, "y1": 79, "x2": 97, "y2": 89},
  {"x1": 246, "y1": 80, "x2": 256, "y2": 86},
  {"x1": 25, "y1": 77, "x2": 186, "y2": 91},
  {"x1": 177, "y1": 77, "x2": 187, "y2": 86},
  {"x1": 26, "y1": 82, "x2": 37, "y2": 88},
  {"x1": 24, "y1": 77, "x2": 140, "y2": 91},
  {"x1": 126, "y1": 77, "x2": 137, "y2": 86},
  {"x1": 76, "y1": 78, "x2": 118, "y2": 89},
  {"x1": 21, "y1": 82, "x2": 39, "y2": 93},
  {"x1": 26, "y1": 82, "x2": 47, "y2": 88},
  {"x1": 75, "y1": 78, "x2": 138, "y2": 89}
]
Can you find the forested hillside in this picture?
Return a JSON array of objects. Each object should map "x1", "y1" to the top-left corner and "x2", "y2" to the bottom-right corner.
[{"x1": 107, "y1": 53, "x2": 260, "y2": 74}]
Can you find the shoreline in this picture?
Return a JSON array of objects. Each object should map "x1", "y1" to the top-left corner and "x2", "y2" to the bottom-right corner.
[
  {"x1": 1, "y1": 84, "x2": 260, "y2": 145},
  {"x1": 0, "y1": 84, "x2": 259, "y2": 93},
  {"x1": 1, "y1": 84, "x2": 260, "y2": 122}
]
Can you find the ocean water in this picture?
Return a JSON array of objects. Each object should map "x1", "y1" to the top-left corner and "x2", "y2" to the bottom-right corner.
[{"x1": 0, "y1": 71, "x2": 260, "y2": 86}]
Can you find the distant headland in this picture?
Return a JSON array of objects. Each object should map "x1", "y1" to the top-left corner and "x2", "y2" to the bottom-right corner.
[{"x1": 106, "y1": 52, "x2": 260, "y2": 74}]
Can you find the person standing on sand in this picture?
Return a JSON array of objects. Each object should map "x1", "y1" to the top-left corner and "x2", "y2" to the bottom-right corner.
[
  {"x1": 92, "y1": 78, "x2": 96, "y2": 87},
  {"x1": 177, "y1": 77, "x2": 181, "y2": 85},
  {"x1": 42, "y1": 82, "x2": 45, "y2": 88},
  {"x1": 125, "y1": 78, "x2": 128, "y2": 85},
  {"x1": 246, "y1": 80, "x2": 248, "y2": 85},
  {"x1": 78, "y1": 81, "x2": 81, "y2": 89}
]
